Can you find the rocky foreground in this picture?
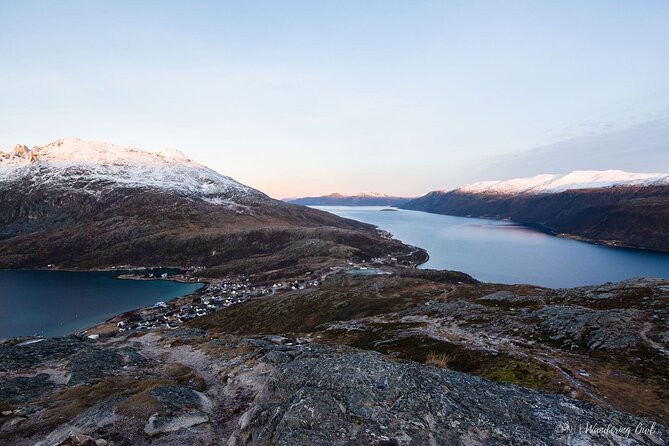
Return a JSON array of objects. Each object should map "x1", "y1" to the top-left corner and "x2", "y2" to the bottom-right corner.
[
  {"x1": 1, "y1": 331, "x2": 666, "y2": 446},
  {"x1": 1, "y1": 269, "x2": 667, "y2": 445}
]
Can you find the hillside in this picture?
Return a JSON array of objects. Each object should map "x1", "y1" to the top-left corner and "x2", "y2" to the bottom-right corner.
[
  {"x1": 286, "y1": 192, "x2": 412, "y2": 206},
  {"x1": 2, "y1": 145, "x2": 667, "y2": 445},
  {"x1": 2, "y1": 272, "x2": 667, "y2": 445},
  {"x1": 0, "y1": 139, "x2": 425, "y2": 276},
  {"x1": 402, "y1": 171, "x2": 669, "y2": 252}
]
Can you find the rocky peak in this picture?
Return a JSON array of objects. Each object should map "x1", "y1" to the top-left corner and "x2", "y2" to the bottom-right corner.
[
  {"x1": 13, "y1": 144, "x2": 30, "y2": 158},
  {"x1": 0, "y1": 138, "x2": 260, "y2": 203},
  {"x1": 28, "y1": 138, "x2": 200, "y2": 167}
]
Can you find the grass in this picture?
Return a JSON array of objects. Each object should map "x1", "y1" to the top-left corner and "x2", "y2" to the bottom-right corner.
[
  {"x1": 3, "y1": 378, "x2": 170, "y2": 438},
  {"x1": 190, "y1": 272, "x2": 669, "y2": 425},
  {"x1": 191, "y1": 275, "x2": 435, "y2": 335},
  {"x1": 425, "y1": 351, "x2": 454, "y2": 368},
  {"x1": 482, "y1": 365, "x2": 523, "y2": 385},
  {"x1": 164, "y1": 363, "x2": 207, "y2": 392}
]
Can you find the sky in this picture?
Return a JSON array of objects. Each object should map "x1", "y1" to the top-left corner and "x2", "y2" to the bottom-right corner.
[{"x1": 1, "y1": 1, "x2": 669, "y2": 198}]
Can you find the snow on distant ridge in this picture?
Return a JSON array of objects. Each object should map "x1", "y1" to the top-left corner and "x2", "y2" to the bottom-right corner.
[
  {"x1": 0, "y1": 138, "x2": 259, "y2": 202},
  {"x1": 453, "y1": 170, "x2": 669, "y2": 195},
  {"x1": 339, "y1": 192, "x2": 398, "y2": 198},
  {"x1": 358, "y1": 191, "x2": 394, "y2": 198}
]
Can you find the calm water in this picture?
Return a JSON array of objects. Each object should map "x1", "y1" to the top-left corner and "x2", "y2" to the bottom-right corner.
[
  {"x1": 0, "y1": 270, "x2": 203, "y2": 339},
  {"x1": 316, "y1": 206, "x2": 669, "y2": 288}
]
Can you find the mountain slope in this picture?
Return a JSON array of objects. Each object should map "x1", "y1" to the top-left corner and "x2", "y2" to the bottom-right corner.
[
  {"x1": 0, "y1": 138, "x2": 266, "y2": 206},
  {"x1": 0, "y1": 139, "x2": 424, "y2": 275},
  {"x1": 402, "y1": 170, "x2": 669, "y2": 252},
  {"x1": 286, "y1": 192, "x2": 412, "y2": 206}
]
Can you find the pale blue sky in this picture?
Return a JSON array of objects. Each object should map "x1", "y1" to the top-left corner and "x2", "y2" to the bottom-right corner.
[{"x1": 1, "y1": 1, "x2": 669, "y2": 197}]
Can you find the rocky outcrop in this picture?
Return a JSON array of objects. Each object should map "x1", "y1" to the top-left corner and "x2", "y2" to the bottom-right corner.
[
  {"x1": 193, "y1": 274, "x2": 669, "y2": 426},
  {"x1": 232, "y1": 343, "x2": 666, "y2": 446},
  {"x1": 143, "y1": 387, "x2": 211, "y2": 436},
  {"x1": 1, "y1": 329, "x2": 666, "y2": 445}
]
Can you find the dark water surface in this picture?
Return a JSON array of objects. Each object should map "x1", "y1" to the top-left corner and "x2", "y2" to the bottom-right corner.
[
  {"x1": 0, "y1": 270, "x2": 203, "y2": 339},
  {"x1": 316, "y1": 206, "x2": 669, "y2": 288}
]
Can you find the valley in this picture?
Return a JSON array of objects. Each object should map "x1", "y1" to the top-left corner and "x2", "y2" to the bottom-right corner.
[{"x1": 1, "y1": 140, "x2": 667, "y2": 445}]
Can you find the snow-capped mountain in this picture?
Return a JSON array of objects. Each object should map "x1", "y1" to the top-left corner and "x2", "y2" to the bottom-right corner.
[
  {"x1": 348, "y1": 192, "x2": 398, "y2": 198},
  {"x1": 452, "y1": 170, "x2": 669, "y2": 195},
  {"x1": 0, "y1": 138, "x2": 418, "y2": 272},
  {"x1": 0, "y1": 138, "x2": 263, "y2": 204},
  {"x1": 402, "y1": 169, "x2": 669, "y2": 252}
]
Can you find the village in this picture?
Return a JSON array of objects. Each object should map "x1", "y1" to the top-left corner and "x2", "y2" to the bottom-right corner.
[
  {"x1": 83, "y1": 276, "x2": 317, "y2": 338},
  {"x1": 82, "y1": 256, "x2": 400, "y2": 339},
  {"x1": 11, "y1": 253, "x2": 413, "y2": 343}
]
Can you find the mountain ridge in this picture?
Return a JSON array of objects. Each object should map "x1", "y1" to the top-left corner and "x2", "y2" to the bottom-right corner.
[
  {"x1": 401, "y1": 170, "x2": 669, "y2": 252},
  {"x1": 0, "y1": 138, "x2": 260, "y2": 206},
  {"x1": 286, "y1": 192, "x2": 413, "y2": 206},
  {"x1": 448, "y1": 169, "x2": 669, "y2": 195},
  {"x1": 0, "y1": 138, "x2": 425, "y2": 276}
]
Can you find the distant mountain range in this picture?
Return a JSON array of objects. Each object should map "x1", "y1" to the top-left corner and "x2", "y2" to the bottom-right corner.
[
  {"x1": 0, "y1": 138, "x2": 423, "y2": 275},
  {"x1": 401, "y1": 170, "x2": 669, "y2": 252},
  {"x1": 448, "y1": 170, "x2": 669, "y2": 194},
  {"x1": 467, "y1": 117, "x2": 669, "y2": 183},
  {"x1": 286, "y1": 192, "x2": 413, "y2": 206}
]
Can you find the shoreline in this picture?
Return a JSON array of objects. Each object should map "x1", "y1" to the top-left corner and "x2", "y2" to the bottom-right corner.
[
  {"x1": 3, "y1": 266, "x2": 667, "y2": 443},
  {"x1": 3, "y1": 210, "x2": 666, "y2": 342},
  {"x1": 395, "y1": 208, "x2": 669, "y2": 254},
  {"x1": 0, "y1": 269, "x2": 209, "y2": 342},
  {"x1": 80, "y1": 256, "x2": 416, "y2": 338},
  {"x1": 1, "y1": 258, "x2": 402, "y2": 341},
  {"x1": 320, "y1": 204, "x2": 669, "y2": 253},
  {"x1": 0, "y1": 233, "x2": 428, "y2": 342}
]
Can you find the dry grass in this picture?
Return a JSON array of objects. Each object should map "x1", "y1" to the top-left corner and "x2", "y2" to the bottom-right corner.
[
  {"x1": 572, "y1": 389, "x2": 585, "y2": 400},
  {"x1": 165, "y1": 363, "x2": 207, "y2": 391},
  {"x1": 114, "y1": 387, "x2": 163, "y2": 418},
  {"x1": 425, "y1": 351, "x2": 454, "y2": 369},
  {"x1": 559, "y1": 357, "x2": 669, "y2": 424},
  {"x1": 17, "y1": 378, "x2": 168, "y2": 435}
]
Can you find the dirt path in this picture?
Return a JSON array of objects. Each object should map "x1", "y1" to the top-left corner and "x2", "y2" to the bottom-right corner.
[{"x1": 640, "y1": 322, "x2": 669, "y2": 357}]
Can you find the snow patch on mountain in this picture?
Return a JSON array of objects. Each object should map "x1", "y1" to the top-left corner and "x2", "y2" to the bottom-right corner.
[
  {"x1": 325, "y1": 192, "x2": 400, "y2": 199},
  {"x1": 0, "y1": 138, "x2": 261, "y2": 202},
  {"x1": 357, "y1": 192, "x2": 396, "y2": 198},
  {"x1": 452, "y1": 170, "x2": 669, "y2": 195}
]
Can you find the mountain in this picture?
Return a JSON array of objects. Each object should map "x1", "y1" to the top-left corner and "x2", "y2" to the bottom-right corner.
[
  {"x1": 0, "y1": 138, "x2": 424, "y2": 276},
  {"x1": 0, "y1": 139, "x2": 266, "y2": 206},
  {"x1": 286, "y1": 192, "x2": 413, "y2": 206},
  {"x1": 401, "y1": 170, "x2": 669, "y2": 252},
  {"x1": 3, "y1": 143, "x2": 668, "y2": 444},
  {"x1": 454, "y1": 170, "x2": 669, "y2": 194}
]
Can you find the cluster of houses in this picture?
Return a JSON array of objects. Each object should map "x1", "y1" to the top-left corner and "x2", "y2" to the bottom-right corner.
[
  {"x1": 83, "y1": 259, "x2": 395, "y2": 338},
  {"x1": 111, "y1": 276, "x2": 321, "y2": 333}
]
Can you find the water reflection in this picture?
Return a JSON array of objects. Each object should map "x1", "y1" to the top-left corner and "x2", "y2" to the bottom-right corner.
[{"x1": 315, "y1": 206, "x2": 669, "y2": 288}]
